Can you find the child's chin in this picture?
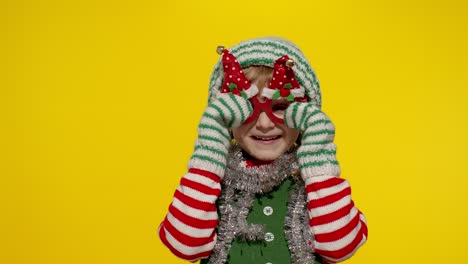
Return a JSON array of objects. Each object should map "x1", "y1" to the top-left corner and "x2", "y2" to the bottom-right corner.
[{"x1": 248, "y1": 149, "x2": 284, "y2": 161}]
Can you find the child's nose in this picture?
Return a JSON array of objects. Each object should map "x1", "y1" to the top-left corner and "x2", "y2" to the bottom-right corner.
[{"x1": 255, "y1": 112, "x2": 275, "y2": 131}]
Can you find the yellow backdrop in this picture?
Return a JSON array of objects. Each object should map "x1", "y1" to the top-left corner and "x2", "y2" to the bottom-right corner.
[{"x1": 2, "y1": 0, "x2": 468, "y2": 263}]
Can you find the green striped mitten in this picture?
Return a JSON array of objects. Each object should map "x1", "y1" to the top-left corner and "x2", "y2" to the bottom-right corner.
[
  {"x1": 284, "y1": 102, "x2": 341, "y2": 178},
  {"x1": 188, "y1": 93, "x2": 253, "y2": 178}
]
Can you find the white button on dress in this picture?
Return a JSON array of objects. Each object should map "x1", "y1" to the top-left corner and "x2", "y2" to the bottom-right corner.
[
  {"x1": 264, "y1": 232, "x2": 275, "y2": 242},
  {"x1": 263, "y1": 206, "x2": 273, "y2": 216}
]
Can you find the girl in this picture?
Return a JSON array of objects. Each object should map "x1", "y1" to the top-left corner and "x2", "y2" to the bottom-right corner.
[{"x1": 158, "y1": 37, "x2": 368, "y2": 264}]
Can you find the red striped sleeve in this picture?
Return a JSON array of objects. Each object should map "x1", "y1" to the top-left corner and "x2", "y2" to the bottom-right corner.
[
  {"x1": 168, "y1": 204, "x2": 218, "y2": 229},
  {"x1": 159, "y1": 167, "x2": 222, "y2": 261},
  {"x1": 162, "y1": 217, "x2": 216, "y2": 247},
  {"x1": 314, "y1": 211, "x2": 360, "y2": 242},
  {"x1": 310, "y1": 201, "x2": 355, "y2": 226},
  {"x1": 174, "y1": 189, "x2": 218, "y2": 212},
  {"x1": 159, "y1": 225, "x2": 212, "y2": 261},
  {"x1": 306, "y1": 177, "x2": 344, "y2": 192},
  {"x1": 315, "y1": 223, "x2": 366, "y2": 261},
  {"x1": 188, "y1": 168, "x2": 221, "y2": 183},
  {"x1": 180, "y1": 177, "x2": 221, "y2": 196},
  {"x1": 305, "y1": 176, "x2": 367, "y2": 262},
  {"x1": 307, "y1": 187, "x2": 351, "y2": 210}
]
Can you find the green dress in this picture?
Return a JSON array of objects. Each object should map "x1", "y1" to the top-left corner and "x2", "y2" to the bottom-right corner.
[{"x1": 201, "y1": 178, "x2": 323, "y2": 264}]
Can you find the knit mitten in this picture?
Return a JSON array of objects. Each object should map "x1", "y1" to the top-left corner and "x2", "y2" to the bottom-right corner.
[
  {"x1": 158, "y1": 93, "x2": 253, "y2": 261},
  {"x1": 188, "y1": 93, "x2": 253, "y2": 177},
  {"x1": 285, "y1": 102, "x2": 368, "y2": 263},
  {"x1": 284, "y1": 103, "x2": 340, "y2": 178}
]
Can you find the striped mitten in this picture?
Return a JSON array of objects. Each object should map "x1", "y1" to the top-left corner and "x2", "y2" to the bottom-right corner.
[
  {"x1": 158, "y1": 93, "x2": 253, "y2": 261},
  {"x1": 285, "y1": 103, "x2": 368, "y2": 263}
]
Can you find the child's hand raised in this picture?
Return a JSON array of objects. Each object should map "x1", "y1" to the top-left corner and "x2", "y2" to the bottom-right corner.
[
  {"x1": 283, "y1": 102, "x2": 340, "y2": 179},
  {"x1": 188, "y1": 93, "x2": 253, "y2": 178},
  {"x1": 284, "y1": 102, "x2": 368, "y2": 263}
]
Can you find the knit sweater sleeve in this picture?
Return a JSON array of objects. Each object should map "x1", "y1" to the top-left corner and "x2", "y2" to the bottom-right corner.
[
  {"x1": 284, "y1": 102, "x2": 368, "y2": 263},
  {"x1": 305, "y1": 175, "x2": 368, "y2": 263},
  {"x1": 158, "y1": 168, "x2": 220, "y2": 261},
  {"x1": 158, "y1": 94, "x2": 253, "y2": 261}
]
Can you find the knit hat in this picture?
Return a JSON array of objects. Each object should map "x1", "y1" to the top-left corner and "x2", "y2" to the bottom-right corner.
[{"x1": 208, "y1": 37, "x2": 322, "y2": 108}]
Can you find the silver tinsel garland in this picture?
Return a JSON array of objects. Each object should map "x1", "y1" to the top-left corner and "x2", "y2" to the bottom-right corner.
[{"x1": 205, "y1": 145, "x2": 316, "y2": 264}]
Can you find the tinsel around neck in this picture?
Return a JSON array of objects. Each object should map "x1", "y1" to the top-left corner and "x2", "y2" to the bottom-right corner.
[{"x1": 224, "y1": 144, "x2": 300, "y2": 194}]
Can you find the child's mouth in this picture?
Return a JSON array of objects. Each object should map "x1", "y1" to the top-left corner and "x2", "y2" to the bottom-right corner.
[{"x1": 251, "y1": 135, "x2": 282, "y2": 143}]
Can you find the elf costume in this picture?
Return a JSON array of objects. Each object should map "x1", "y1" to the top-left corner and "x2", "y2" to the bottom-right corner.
[{"x1": 158, "y1": 37, "x2": 368, "y2": 264}]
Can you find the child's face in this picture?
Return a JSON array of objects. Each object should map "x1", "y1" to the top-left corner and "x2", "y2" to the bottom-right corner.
[{"x1": 232, "y1": 96, "x2": 300, "y2": 161}]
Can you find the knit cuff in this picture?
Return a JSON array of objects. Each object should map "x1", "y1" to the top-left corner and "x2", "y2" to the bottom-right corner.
[
  {"x1": 298, "y1": 143, "x2": 341, "y2": 178},
  {"x1": 188, "y1": 146, "x2": 227, "y2": 178}
]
